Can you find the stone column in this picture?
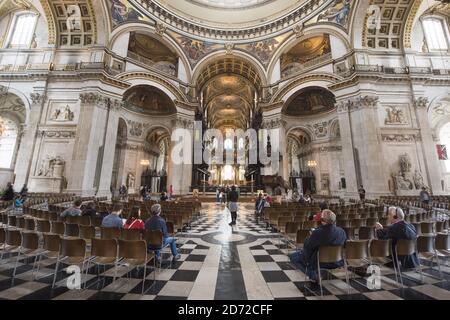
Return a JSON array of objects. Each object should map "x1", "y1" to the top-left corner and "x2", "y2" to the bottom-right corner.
[
  {"x1": 168, "y1": 116, "x2": 193, "y2": 196},
  {"x1": 14, "y1": 93, "x2": 47, "y2": 188},
  {"x1": 336, "y1": 100, "x2": 358, "y2": 196},
  {"x1": 414, "y1": 97, "x2": 443, "y2": 194},
  {"x1": 67, "y1": 92, "x2": 109, "y2": 196},
  {"x1": 347, "y1": 95, "x2": 387, "y2": 196},
  {"x1": 97, "y1": 99, "x2": 122, "y2": 197}
]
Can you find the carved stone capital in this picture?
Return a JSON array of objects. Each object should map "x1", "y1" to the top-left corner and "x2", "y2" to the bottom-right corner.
[
  {"x1": 30, "y1": 93, "x2": 48, "y2": 105},
  {"x1": 336, "y1": 95, "x2": 379, "y2": 112},
  {"x1": 262, "y1": 118, "x2": 285, "y2": 129},
  {"x1": 155, "y1": 22, "x2": 167, "y2": 37},
  {"x1": 414, "y1": 97, "x2": 429, "y2": 109}
]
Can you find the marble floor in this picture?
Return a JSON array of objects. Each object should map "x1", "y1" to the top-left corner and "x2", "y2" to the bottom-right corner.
[{"x1": 0, "y1": 203, "x2": 450, "y2": 300}]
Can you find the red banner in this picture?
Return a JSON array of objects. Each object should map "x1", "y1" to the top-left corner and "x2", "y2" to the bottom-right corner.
[{"x1": 437, "y1": 144, "x2": 448, "y2": 160}]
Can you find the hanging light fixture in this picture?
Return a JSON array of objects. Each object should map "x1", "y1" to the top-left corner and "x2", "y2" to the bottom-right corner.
[
  {"x1": 140, "y1": 159, "x2": 150, "y2": 166},
  {"x1": 307, "y1": 160, "x2": 317, "y2": 168}
]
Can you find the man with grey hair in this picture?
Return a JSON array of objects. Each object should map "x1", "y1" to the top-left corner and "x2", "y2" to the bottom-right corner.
[
  {"x1": 145, "y1": 204, "x2": 180, "y2": 261},
  {"x1": 375, "y1": 206, "x2": 419, "y2": 269},
  {"x1": 289, "y1": 209, "x2": 347, "y2": 282}
]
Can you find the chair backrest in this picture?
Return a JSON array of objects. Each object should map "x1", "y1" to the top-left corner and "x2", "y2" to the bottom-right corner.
[
  {"x1": 358, "y1": 226, "x2": 374, "y2": 240},
  {"x1": 64, "y1": 223, "x2": 80, "y2": 237},
  {"x1": 77, "y1": 216, "x2": 91, "y2": 226},
  {"x1": 24, "y1": 218, "x2": 36, "y2": 231},
  {"x1": 91, "y1": 238, "x2": 118, "y2": 258},
  {"x1": 302, "y1": 220, "x2": 318, "y2": 230},
  {"x1": 60, "y1": 238, "x2": 86, "y2": 257},
  {"x1": 435, "y1": 232, "x2": 450, "y2": 251},
  {"x1": 396, "y1": 239, "x2": 416, "y2": 256},
  {"x1": 118, "y1": 239, "x2": 147, "y2": 260},
  {"x1": 91, "y1": 216, "x2": 103, "y2": 228},
  {"x1": 16, "y1": 217, "x2": 25, "y2": 229},
  {"x1": 370, "y1": 239, "x2": 391, "y2": 258},
  {"x1": 285, "y1": 222, "x2": 301, "y2": 234},
  {"x1": 65, "y1": 216, "x2": 78, "y2": 224},
  {"x1": 412, "y1": 223, "x2": 422, "y2": 235},
  {"x1": 143, "y1": 229, "x2": 163, "y2": 248},
  {"x1": 36, "y1": 220, "x2": 51, "y2": 233},
  {"x1": 120, "y1": 228, "x2": 142, "y2": 240},
  {"x1": 417, "y1": 235, "x2": 435, "y2": 253},
  {"x1": 100, "y1": 227, "x2": 121, "y2": 240},
  {"x1": 296, "y1": 229, "x2": 310, "y2": 245},
  {"x1": 345, "y1": 240, "x2": 369, "y2": 260},
  {"x1": 366, "y1": 218, "x2": 378, "y2": 227},
  {"x1": 1, "y1": 213, "x2": 8, "y2": 224},
  {"x1": 43, "y1": 233, "x2": 61, "y2": 252},
  {"x1": 0, "y1": 228, "x2": 5, "y2": 244},
  {"x1": 343, "y1": 227, "x2": 355, "y2": 240},
  {"x1": 51, "y1": 221, "x2": 65, "y2": 235},
  {"x1": 21, "y1": 231, "x2": 39, "y2": 250},
  {"x1": 79, "y1": 225, "x2": 96, "y2": 240},
  {"x1": 318, "y1": 245, "x2": 344, "y2": 264},
  {"x1": 6, "y1": 229, "x2": 22, "y2": 246},
  {"x1": 420, "y1": 222, "x2": 435, "y2": 234},
  {"x1": 8, "y1": 215, "x2": 17, "y2": 227},
  {"x1": 166, "y1": 222, "x2": 175, "y2": 235},
  {"x1": 435, "y1": 221, "x2": 445, "y2": 233}
]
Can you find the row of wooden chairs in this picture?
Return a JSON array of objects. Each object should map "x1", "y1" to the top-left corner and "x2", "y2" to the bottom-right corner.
[{"x1": 0, "y1": 228, "x2": 171, "y2": 294}]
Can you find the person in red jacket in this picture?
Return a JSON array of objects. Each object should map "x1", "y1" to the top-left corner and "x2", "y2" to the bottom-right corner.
[{"x1": 124, "y1": 206, "x2": 145, "y2": 230}]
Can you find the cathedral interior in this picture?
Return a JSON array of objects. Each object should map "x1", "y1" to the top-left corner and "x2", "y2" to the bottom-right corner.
[{"x1": 0, "y1": 0, "x2": 450, "y2": 302}]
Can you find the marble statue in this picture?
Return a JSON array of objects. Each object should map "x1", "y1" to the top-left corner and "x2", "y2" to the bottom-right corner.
[
  {"x1": 413, "y1": 170, "x2": 425, "y2": 189},
  {"x1": 126, "y1": 172, "x2": 135, "y2": 188},
  {"x1": 385, "y1": 107, "x2": 406, "y2": 125}
]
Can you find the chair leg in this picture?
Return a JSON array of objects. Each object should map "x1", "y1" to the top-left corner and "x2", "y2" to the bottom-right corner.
[
  {"x1": 142, "y1": 264, "x2": 147, "y2": 295},
  {"x1": 11, "y1": 250, "x2": 22, "y2": 286},
  {"x1": 318, "y1": 268, "x2": 324, "y2": 297},
  {"x1": 52, "y1": 256, "x2": 61, "y2": 288}
]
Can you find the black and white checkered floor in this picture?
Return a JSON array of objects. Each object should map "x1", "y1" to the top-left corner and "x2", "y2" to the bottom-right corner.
[{"x1": 0, "y1": 203, "x2": 449, "y2": 300}]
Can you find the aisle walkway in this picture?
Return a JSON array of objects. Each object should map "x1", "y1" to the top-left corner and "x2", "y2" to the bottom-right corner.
[{"x1": 0, "y1": 203, "x2": 449, "y2": 300}]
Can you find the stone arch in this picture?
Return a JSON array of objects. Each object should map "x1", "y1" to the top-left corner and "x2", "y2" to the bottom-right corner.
[
  {"x1": 108, "y1": 23, "x2": 192, "y2": 82},
  {"x1": 267, "y1": 25, "x2": 351, "y2": 81}
]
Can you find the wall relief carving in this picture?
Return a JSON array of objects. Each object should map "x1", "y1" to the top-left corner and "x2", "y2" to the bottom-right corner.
[
  {"x1": 50, "y1": 105, "x2": 75, "y2": 122},
  {"x1": 384, "y1": 106, "x2": 407, "y2": 125},
  {"x1": 36, "y1": 156, "x2": 65, "y2": 178}
]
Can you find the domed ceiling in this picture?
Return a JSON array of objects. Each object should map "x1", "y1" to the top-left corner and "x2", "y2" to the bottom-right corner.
[{"x1": 153, "y1": 0, "x2": 304, "y2": 27}]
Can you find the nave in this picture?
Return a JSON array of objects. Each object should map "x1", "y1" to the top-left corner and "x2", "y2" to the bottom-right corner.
[{"x1": 0, "y1": 202, "x2": 449, "y2": 300}]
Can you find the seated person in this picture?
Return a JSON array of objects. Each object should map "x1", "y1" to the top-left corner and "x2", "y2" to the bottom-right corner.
[
  {"x1": 312, "y1": 202, "x2": 329, "y2": 222},
  {"x1": 60, "y1": 199, "x2": 83, "y2": 218},
  {"x1": 14, "y1": 195, "x2": 24, "y2": 208},
  {"x1": 289, "y1": 209, "x2": 347, "y2": 282},
  {"x1": 160, "y1": 192, "x2": 169, "y2": 202},
  {"x1": 375, "y1": 206, "x2": 419, "y2": 269},
  {"x1": 145, "y1": 204, "x2": 180, "y2": 261},
  {"x1": 81, "y1": 202, "x2": 97, "y2": 217},
  {"x1": 101, "y1": 203, "x2": 124, "y2": 229},
  {"x1": 124, "y1": 206, "x2": 145, "y2": 230}
]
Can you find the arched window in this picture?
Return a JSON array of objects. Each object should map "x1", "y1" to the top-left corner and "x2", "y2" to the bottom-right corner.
[
  {"x1": 0, "y1": 117, "x2": 19, "y2": 169},
  {"x1": 224, "y1": 138, "x2": 233, "y2": 150},
  {"x1": 439, "y1": 123, "x2": 450, "y2": 173},
  {"x1": 6, "y1": 12, "x2": 38, "y2": 48},
  {"x1": 422, "y1": 17, "x2": 449, "y2": 51}
]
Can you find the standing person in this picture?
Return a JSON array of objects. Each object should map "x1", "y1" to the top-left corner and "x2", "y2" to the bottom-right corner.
[
  {"x1": 419, "y1": 187, "x2": 431, "y2": 206},
  {"x1": 358, "y1": 185, "x2": 366, "y2": 202},
  {"x1": 119, "y1": 184, "x2": 128, "y2": 200},
  {"x1": 169, "y1": 185, "x2": 173, "y2": 200},
  {"x1": 20, "y1": 184, "x2": 28, "y2": 197},
  {"x1": 255, "y1": 193, "x2": 265, "y2": 219},
  {"x1": 1, "y1": 182, "x2": 14, "y2": 201},
  {"x1": 216, "y1": 188, "x2": 220, "y2": 204},
  {"x1": 227, "y1": 185, "x2": 239, "y2": 226},
  {"x1": 145, "y1": 204, "x2": 180, "y2": 261},
  {"x1": 124, "y1": 206, "x2": 145, "y2": 230}
]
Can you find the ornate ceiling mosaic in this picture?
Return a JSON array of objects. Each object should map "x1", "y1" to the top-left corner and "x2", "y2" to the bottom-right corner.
[
  {"x1": 123, "y1": 85, "x2": 177, "y2": 116},
  {"x1": 186, "y1": 0, "x2": 274, "y2": 9},
  {"x1": 284, "y1": 87, "x2": 336, "y2": 116}
]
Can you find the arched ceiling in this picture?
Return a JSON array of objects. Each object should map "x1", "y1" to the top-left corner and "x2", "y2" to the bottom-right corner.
[
  {"x1": 284, "y1": 86, "x2": 336, "y2": 116},
  {"x1": 123, "y1": 85, "x2": 176, "y2": 116},
  {"x1": 204, "y1": 74, "x2": 254, "y2": 130},
  {"x1": 0, "y1": 91, "x2": 26, "y2": 123},
  {"x1": 196, "y1": 57, "x2": 263, "y2": 90}
]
